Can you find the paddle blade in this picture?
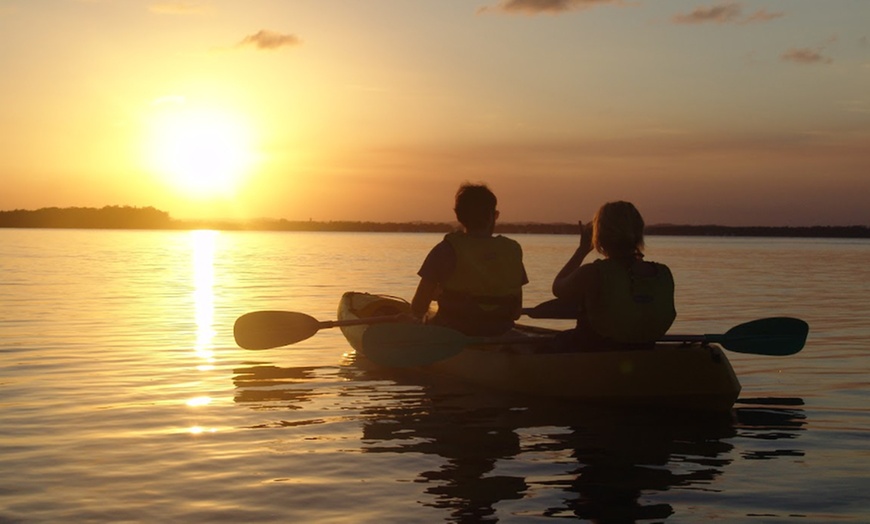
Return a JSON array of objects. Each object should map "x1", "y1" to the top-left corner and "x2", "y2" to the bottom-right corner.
[
  {"x1": 717, "y1": 317, "x2": 809, "y2": 356},
  {"x1": 233, "y1": 311, "x2": 321, "y2": 349},
  {"x1": 362, "y1": 323, "x2": 468, "y2": 367},
  {"x1": 522, "y1": 298, "x2": 578, "y2": 320}
]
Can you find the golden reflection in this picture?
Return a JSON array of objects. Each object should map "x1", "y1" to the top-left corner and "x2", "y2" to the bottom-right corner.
[
  {"x1": 191, "y1": 230, "x2": 217, "y2": 366},
  {"x1": 186, "y1": 396, "x2": 212, "y2": 407},
  {"x1": 188, "y1": 426, "x2": 217, "y2": 435}
]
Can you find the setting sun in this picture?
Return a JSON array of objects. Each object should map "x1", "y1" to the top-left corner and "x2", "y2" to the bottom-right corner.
[{"x1": 143, "y1": 98, "x2": 258, "y2": 198}]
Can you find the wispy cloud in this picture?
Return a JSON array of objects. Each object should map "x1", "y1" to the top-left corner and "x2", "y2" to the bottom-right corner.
[
  {"x1": 781, "y1": 47, "x2": 833, "y2": 65},
  {"x1": 238, "y1": 30, "x2": 302, "y2": 51},
  {"x1": 743, "y1": 8, "x2": 785, "y2": 24},
  {"x1": 672, "y1": 2, "x2": 784, "y2": 25},
  {"x1": 478, "y1": 0, "x2": 621, "y2": 15},
  {"x1": 149, "y1": 2, "x2": 208, "y2": 15},
  {"x1": 781, "y1": 36, "x2": 836, "y2": 65}
]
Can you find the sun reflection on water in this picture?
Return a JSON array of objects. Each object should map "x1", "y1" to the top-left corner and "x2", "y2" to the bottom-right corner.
[
  {"x1": 186, "y1": 396, "x2": 212, "y2": 407},
  {"x1": 188, "y1": 426, "x2": 217, "y2": 435},
  {"x1": 191, "y1": 230, "x2": 217, "y2": 369},
  {"x1": 186, "y1": 231, "x2": 220, "y2": 434}
]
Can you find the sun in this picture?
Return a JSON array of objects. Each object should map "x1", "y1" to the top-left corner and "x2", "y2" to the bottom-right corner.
[{"x1": 144, "y1": 98, "x2": 257, "y2": 198}]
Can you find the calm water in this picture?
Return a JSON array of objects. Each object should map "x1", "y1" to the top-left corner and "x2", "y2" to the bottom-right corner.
[{"x1": 1, "y1": 229, "x2": 868, "y2": 523}]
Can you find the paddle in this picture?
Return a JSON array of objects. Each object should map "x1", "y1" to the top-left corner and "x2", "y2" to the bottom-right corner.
[
  {"x1": 361, "y1": 316, "x2": 809, "y2": 367},
  {"x1": 522, "y1": 299, "x2": 809, "y2": 356},
  {"x1": 233, "y1": 310, "x2": 402, "y2": 350},
  {"x1": 522, "y1": 298, "x2": 577, "y2": 319},
  {"x1": 660, "y1": 317, "x2": 809, "y2": 356}
]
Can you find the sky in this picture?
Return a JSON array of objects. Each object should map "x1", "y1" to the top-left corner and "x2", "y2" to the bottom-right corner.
[{"x1": 1, "y1": 0, "x2": 868, "y2": 226}]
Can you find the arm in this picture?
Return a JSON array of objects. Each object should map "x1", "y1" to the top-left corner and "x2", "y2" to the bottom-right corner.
[
  {"x1": 511, "y1": 287, "x2": 524, "y2": 320},
  {"x1": 513, "y1": 246, "x2": 529, "y2": 320},
  {"x1": 551, "y1": 221, "x2": 594, "y2": 299},
  {"x1": 410, "y1": 240, "x2": 453, "y2": 321},
  {"x1": 410, "y1": 277, "x2": 439, "y2": 320}
]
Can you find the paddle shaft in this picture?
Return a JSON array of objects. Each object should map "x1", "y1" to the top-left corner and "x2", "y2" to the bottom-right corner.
[
  {"x1": 362, "y1": 315, "x2": 808, "y2": 367},
  {"x1": 318, "y1": 315, "x2": 403, "y2": 329},
  {"x1": 234, "y1": 310, "x2": 405, "y2": 350}
]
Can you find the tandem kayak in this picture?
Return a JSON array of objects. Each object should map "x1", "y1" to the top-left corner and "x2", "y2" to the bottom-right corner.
[{"x1": 338, "y1": 291, "x2": 742, "y2": 412}]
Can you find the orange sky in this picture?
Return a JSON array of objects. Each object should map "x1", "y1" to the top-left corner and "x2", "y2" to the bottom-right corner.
[{"x1": 1, "y1": 1, "x2": 868, "y2": 226}]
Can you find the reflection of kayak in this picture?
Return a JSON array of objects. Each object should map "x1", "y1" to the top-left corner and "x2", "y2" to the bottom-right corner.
[{"x1": 338, "y1": 292, "x2": 742, "y2": 412}]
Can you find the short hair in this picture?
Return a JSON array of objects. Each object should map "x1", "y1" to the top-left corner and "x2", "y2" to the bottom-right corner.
[
  {"x1": 454, "y1": 183, "x2": 497, "y2": 230},
  {"x1": 592, "y1": 201, "x2": 645, "y2": 259}
]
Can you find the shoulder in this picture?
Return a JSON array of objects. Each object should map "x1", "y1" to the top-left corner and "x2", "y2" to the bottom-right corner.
[
  {"x1": 626, "y1": 260, "x2": 675, "y2": 283},
  {"x1": 589, "y1": 258, "x2": 626, "y2": 282},
  {"x1": 644, "y1": 260, "x2": 673, "y2": 276},
  {"x1": 651, "y1": 261, "x2": 672, "y2": 272},
  {"x1": 419, "y1": 239, "x2": 456, "y2": 280},
  {"x1": 652, "y1": 261, "x2": 674, "y2": 281},
  {"x1": 429, "y1": 238, "x2": 456, "y2": 258},
  {"x1": 581, "y1": 259, "x2": 604, "y2": 277},
  {"x1": 493, "y1": 235, "x2": 523, "y2": 252},
  {"x1": 590, "y1": 258, "x2": 612, "y2": 273}
]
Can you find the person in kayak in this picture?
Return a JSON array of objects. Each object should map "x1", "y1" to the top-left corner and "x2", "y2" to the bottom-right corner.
[
  {"x1": 551, "y1": 201, "x2": 676, "y2": 349},
  {"x1": 410, "y1": 183, "x2": 529, "y2": 336}
]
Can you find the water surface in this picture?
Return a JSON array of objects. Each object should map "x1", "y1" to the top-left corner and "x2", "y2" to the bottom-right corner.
[{"x1": 1, "y1": 229, "x2": 868, "y2": 522}]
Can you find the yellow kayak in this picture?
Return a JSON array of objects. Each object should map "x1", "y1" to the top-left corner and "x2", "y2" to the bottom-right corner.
[{"x1": 338, "y1": 291, "x2": 742, "y2": 412}]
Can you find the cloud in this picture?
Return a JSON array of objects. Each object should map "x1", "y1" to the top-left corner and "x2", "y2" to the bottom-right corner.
[
  {"x1": 672, "y1": 2, "x2": 741, "y2": 24},
  {"x1": 238, "y1": 30, "x2": 302, "y2": 50},
  {"x1": 671, "y1": 2, "x2": 784, "y2": 25},
  {"x1": 781, "y1": 47, "x2": 833, "y2": 65},
  {"x1": 478, "y1": 0, "x2": 621, "y2": 15},
  {"x1": 149, "y1": 2, "x2": 208, "y2": 15},
  {"x1": 742, "y1": 8, "x2": 785, "y2": 24}
]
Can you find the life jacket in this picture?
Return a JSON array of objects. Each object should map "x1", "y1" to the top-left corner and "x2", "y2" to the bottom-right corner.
[
  {"x1": 584, "y1": 258, "x2": 676, "y2": 344},
  {"x1": 434, "y1": 232, "x2": 525, "y2": 336}
]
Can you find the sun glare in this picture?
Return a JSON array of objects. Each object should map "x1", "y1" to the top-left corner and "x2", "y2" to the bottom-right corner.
[{"x1": 144, "y1": 99, "x2": 257, "y2": 198}]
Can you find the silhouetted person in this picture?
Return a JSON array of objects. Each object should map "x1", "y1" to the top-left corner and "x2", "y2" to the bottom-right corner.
[
  {"x1": 552, "y1": 201, "x2": 675, "y2": 349},
  {"x1": 411, "y1": 183, "x2": 528, "y2": 336}
]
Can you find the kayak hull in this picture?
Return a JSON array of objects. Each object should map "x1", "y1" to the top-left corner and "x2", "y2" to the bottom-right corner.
[{"x1": 339, "y1": 292, "x2": 741, "y2": 412}]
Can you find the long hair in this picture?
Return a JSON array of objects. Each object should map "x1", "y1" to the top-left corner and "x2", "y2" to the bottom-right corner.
[{"x1": 592, "y1": 201, "x2": 645, "y2": 259}]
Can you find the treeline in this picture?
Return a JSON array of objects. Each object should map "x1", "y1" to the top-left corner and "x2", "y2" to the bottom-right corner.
[
  {"x1": 242, "y1": 220, "x2": 870, "y2": 238},
  {"x1": 0, "y1": 206, "x2": 172, "y2": 229},
  {"x1": 508, "y1": 223, "x2": 870, "y2": 237},
  {"x1": 241, "y1": 219, "x2": 585, "y2": 235},
  {"x1": 644, "y1": 224, "x2": 870, "y2": 239},
  {"x1": 235, "y1": 218, "x2": 454, "y2": 233},
  {"x1": 1, "y1": 206, "x2": 868, "y2": 238}
]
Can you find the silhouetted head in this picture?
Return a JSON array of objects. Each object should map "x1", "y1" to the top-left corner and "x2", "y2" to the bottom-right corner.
[
  {"x1": 592, "y1": 201, "x2": 645, "y2": 259},
  {"x1": 454, "y1": 183, "x2": 498, "y2": 232}
]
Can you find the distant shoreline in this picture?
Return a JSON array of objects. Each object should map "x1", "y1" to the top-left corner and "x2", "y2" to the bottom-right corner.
[{"x1": 1, "y1": 206, "x2": 868, "y2": 238}]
